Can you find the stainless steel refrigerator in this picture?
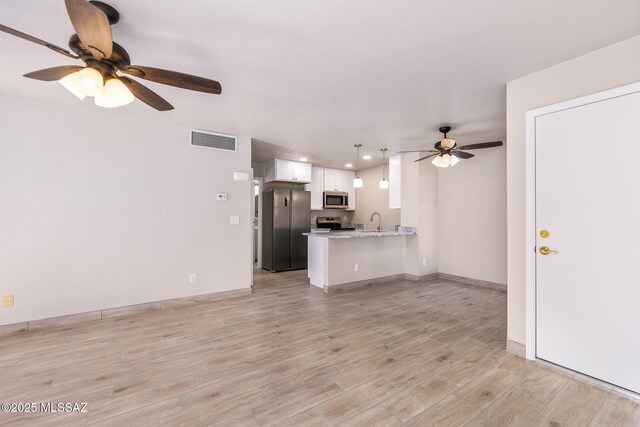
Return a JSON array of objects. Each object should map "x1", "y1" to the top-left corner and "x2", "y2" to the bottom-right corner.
[{"x1": 262, "y1": 189, "x2": 310, "y2": 272}]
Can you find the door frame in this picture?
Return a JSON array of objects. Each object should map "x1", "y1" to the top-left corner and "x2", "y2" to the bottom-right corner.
[{"x1": 524, "y1": 81, "x2": 640, "y2": 360}]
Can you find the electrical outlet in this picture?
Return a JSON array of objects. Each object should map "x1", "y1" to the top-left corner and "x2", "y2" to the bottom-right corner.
[
  {"x1": 422, "y1": 258, "x2": 427, "y2": 267},
  {"x1": 354, "y1": 264, "x2": 359, "y2": 272},
  {"x1": 189, "y1": 274, "x2": 196, "y2": 284},
  {"x1": 2, "y1": 295, "x2": 14, "y2": 307}
]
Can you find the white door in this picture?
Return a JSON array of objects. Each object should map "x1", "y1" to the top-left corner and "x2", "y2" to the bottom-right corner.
[{"x1": 536, "y1": 89, "x2": 640, "y2": 394}]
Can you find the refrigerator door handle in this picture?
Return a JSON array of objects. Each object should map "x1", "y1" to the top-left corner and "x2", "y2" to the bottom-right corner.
[{"x1": 284, "y1": 197, "x2": 288, "y2": 207}]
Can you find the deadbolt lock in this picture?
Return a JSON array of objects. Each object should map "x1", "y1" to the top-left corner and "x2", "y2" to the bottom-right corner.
[{"x1": 539, "y1": 230, "x2": 550, "y2": 238}]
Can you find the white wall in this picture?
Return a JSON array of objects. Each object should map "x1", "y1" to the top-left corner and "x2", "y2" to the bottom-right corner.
[
  {"x1": 438, "y1": 145, "x2": 507, "y2": 284},
  {"x1": 352, "y1": 165, "x2": 401, "y2": 231},
  {"x1": 0, "y1": 96, "x2": 252, "y2": 326},
  {"x1": 506, "y1": 35, "x2": 640, "y2": 345},
  {"x1": 401, "y1": 154, "x2": 439, "y2": 276}
]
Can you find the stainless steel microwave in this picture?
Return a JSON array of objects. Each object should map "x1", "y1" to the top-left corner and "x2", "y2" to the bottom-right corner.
[{"x1": 323, "y1": 191, "x2": 349, "y2": 209}]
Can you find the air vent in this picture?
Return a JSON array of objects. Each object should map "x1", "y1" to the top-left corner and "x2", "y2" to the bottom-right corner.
[{"x1": 190, "y1": 130, "x2": 237, "y2": 152}]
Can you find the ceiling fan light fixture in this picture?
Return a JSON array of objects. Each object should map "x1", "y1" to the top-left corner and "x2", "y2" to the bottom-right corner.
[
  {"x1": 59, "y1": 72, "x2": 86, "y2": 100},
  {"x1": 107, "y1": 78, "x2": 134, "y2": 106},
  {"x1": 94, "y1": 87, "x2": 116, "y2": 108},
  {"x1": 441, "y1": 138, "x2": 456, "y2": 149},
  {"x1": 73, "y1": 67, "x2": 103, "y2": 97},
  {"x1": 432, "y1": 154, "x2": 458, "y2": 168},
  {"x1": 94, "y1": 78, "x2": 135, "y2": 108}
]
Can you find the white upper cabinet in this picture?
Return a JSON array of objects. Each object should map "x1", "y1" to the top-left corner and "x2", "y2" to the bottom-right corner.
[
  {"x1": 322, "y1": 168, "x2": 355, "y2": 210},
  {"x1": 308, "y1": 167, "x2": 325, "y2": 210},
  {"x1": 323, "y1": 168, "x2": 354, "y2": 193},
  {"x1": 293, "y1": 161, "x2": 312, "y2": 183},
  {"x1": 274, "y1": 162, "x2": 356, "y2": 210},
  {"x1": 323, "y1": 168, "x2": 338, "y2": 192},
  {"x1": 335, "y1": 170, "x2": 354, "y2": 193},
  {"x1": 338, "y1": 169, "x2": 356, "y2": 210},
  {"x1": 265, "y1": 159, "x2": 312, "y2": 183}
]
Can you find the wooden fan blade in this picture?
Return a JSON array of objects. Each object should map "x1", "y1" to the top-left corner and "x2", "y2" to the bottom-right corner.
[
  {"x1": 122, "y1": 66, "x2": 222, "y2": 94},
  {"x1": 24, "y1": 66, "x2": 83, "y2": 81},
  {"x1": 0, "y1": 24, "x2": 79, "y2": 59},
  {"x1": 119, "y1": 77, "x2": 174, "y2": 111},
  {"x1": 414, "y1": 153, "x2": 439, "y2": 162},
  {"x1": 451, "y1": 151, "x2": 475, "y2": 159},
  {"x1": 64, "y1": 0, "x2": 112, "y2": 60},
  {"x1": 456, "y1": 141, "x2": 503, "y2": 150},
  {"x1": 397, "y1": 150, "x2": 438, "y2": 153}
]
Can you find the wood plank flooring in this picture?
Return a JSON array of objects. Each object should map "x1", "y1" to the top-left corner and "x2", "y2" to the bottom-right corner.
[{"x1": 0, "y1": 268, "x2": 638, "y2": 426}]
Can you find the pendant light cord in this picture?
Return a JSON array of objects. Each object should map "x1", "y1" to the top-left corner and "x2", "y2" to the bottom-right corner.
[{"x1": 381, "y1": 148, "x2": 387, "y2": 180}]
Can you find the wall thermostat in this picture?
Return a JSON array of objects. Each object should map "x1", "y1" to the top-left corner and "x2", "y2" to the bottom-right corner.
[{"x1": 216, "y1": 193, "x2": 228, "y2": 201}]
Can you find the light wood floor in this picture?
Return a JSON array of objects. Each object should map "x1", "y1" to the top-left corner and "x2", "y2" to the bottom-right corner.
[{"x1": 1, "y1": 269, "x2": 639, "y2": 426}]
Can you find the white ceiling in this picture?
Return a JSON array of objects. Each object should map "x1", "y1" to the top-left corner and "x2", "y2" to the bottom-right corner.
[{"x1": 1, "y1": 1, "x2": 638, "y2": 169}]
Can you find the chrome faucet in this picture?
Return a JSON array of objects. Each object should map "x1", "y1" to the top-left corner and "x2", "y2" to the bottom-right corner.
[{"x1": 369, "y1": 212, "x2": 382, "y2": 232}]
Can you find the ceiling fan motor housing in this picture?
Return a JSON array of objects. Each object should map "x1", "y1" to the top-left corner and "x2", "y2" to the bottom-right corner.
[
  {"x1": 68, "y1": 34, "x2": 131, "y2": 78},
  {"x1": 88, "y1": 1, "x2": 120, "y2": 25}
]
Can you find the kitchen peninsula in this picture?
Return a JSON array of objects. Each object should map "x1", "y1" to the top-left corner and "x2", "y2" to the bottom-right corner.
[{"x1": 304, "y1": 230, "x2": 417, "y2": 292}]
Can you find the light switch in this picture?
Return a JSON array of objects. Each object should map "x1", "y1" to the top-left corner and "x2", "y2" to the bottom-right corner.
[{"x1": 230, "y1": 215, "x2": 240, "y2": 225}]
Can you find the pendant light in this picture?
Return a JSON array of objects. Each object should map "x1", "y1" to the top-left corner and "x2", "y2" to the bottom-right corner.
[
  {"x1": 379, "y1": 148, "x2": 389, "y2": 189},
  {"x1": 353, "y1": 144, "x2": 363, "y2": 188}
]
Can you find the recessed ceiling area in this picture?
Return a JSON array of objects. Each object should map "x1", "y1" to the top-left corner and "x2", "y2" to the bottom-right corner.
[{"x1": 1, "y1": 0, "x2": 638, "y2": 165}]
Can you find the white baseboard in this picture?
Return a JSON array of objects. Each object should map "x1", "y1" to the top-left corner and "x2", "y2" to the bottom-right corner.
[
  {"x1": 0, "y1": 287, "x2": 252, "y2": 337},
  {"x1": 506, "y1": 338, "x2": 526, "y2": 358},
  {"x1": 323, "y1": 274, "x2": 406, "y2": 294},
  {"x1": 404, "y1": 273, "x2": 440, "y2": 282},
  {"x1": 439, "y1": 273, "x2": 507, "y2": 292}
]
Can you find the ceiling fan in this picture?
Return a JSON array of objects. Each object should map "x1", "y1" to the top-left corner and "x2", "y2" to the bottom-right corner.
[
  {"x1": 398, "y1": 126, "x2": 503, "y2": 168},
  {"x1": 0, "y1": 0, "x2": 222, "y2": 111}
]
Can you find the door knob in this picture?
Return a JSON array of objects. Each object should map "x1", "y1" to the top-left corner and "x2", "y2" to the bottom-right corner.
[{"x1": 539, "y1": 246, "x2": 558, "y2": 255}]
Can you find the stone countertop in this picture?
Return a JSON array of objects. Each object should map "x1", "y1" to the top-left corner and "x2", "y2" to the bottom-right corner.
[{"x1": 303, "y1": 231, "x2": 417, "y2": 239}]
